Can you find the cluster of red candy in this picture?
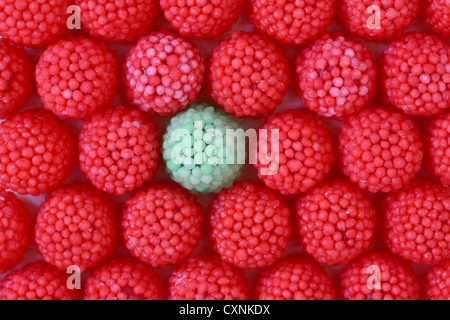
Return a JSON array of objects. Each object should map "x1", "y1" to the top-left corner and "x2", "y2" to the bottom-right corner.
[{"x1": 0, "y1": 0, "x2": 449, "y2": 300}]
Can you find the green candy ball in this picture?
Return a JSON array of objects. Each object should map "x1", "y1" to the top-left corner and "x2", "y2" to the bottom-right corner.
[{"x1": 162, "y1": 102, "x2": 244, "y2": 194}]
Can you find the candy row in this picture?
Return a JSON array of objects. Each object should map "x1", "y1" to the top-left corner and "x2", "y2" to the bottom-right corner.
[
  {"x1": 0, "y1": 176, "x2": 448, "y2": 300},
  {"x1": 1, "y1": 100, "x2": 449, "y2": 198},
  {"x1": 2, "y1": 29, "x2": 449, "y2": 120},
  {"x1": 1, "y1": 0, "x2": 448, "y2": 47}
]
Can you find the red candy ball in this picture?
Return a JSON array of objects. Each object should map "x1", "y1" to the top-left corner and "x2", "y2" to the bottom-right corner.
[
  {"x1": 254, "y1": 109, "x2": 334, "y2": 195},
  {"x1": 421, "y1": 0, "x2": 450, "y2": 38},
  {"x1": 160, "y1": 0, "x2": 242, "y2": 40},
  {"x1": 254, "y1": 256, "x2": 337, "y2": 300},
  {"x1": 83, "y1": 257, "x2": 164, "y2": 300},
  {"x1": 0, "y1": 0, "x2": 68, "y2": 48},
  {"x1": 0, "y1": 40, "x2": 34, "y2": 118},
  {"x1": 76, "y1": 0, "x2": 159, "y2": 43},
  {"x1": 123, "y1": 31, "x2": 205, "y2": 116},
  {"x1": 78, "y1": 105, "x2": 160, "y2": 195},
  {"x1": 206, "y1": 31, "x2": 290, "y2": 118},
  {"x1": 339, "y1": 251, "x2": 421, "y2": 300},
  {"x1": 122, "y1": 182, "x2": 203, "y2": 268},
  {"x1": 248, "y1": 0, "x2": 336, "y2": 46},
  {"x1": 423, "y1": 260, "x2": 450, "y2": 300},
  {"x1": 338, "y1": 106, "x2": 423, "y2": 193},
  {"x1": 337, "y1": 0, "x2": 419, "y2": 41},
  {"x1": 36, "y1": 36, "x2": 120, "y2": 120},
  {"x1": 425, "y1": 111, "x2": 450, "y2": 186},
  {"x1": 380, "y1": 32, "x2": 450, "y2": 117},
  {"x1": 0, "y1": 191, "x2": 32, "y2": 274},
  {"x1": 35, "y1": 184, "x2": 118, "y2": 272},
  {"x1": 168, "y1": 254, "x2": 249, "y2": 300},
  {"x1": 294, "y1": 33, "x2": 377, "y2": 121},
  {"x1": 381, "y1": 178, "x2": 450, "y2": 265},
  {"x1": 0, "y1": 262, "x2": 81, "y2": 300},
  {"x1": 0, "y1": 110, "x2": 75, "y2": 196},
  {"x1": 208, "y1": 181, "x2": 291, "y2": 269},
  {"x1": 295, "y1": 179, "x2": 377, "y2": 265}
]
